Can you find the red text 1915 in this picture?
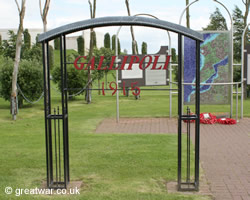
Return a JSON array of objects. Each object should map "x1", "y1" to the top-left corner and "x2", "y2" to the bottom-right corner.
[{"x1": 102, "y1": 81, "x2": 140, "y2": 96}]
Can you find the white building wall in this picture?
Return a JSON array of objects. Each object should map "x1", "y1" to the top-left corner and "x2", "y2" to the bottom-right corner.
[
  {"x1": 0, "y1": 28, "x2": 43, "y2": 45},
  {"x1": 0, "y1": 29, "x2": 104, "y2": 52},
  {"x1": 82, "y1": 30, "x2": 104, "y2": 54},
  {"x1": 66, "y1": 36, "x2": 78, "y2": 51}
]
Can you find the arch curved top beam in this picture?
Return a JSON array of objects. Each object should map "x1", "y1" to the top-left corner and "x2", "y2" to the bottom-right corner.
[{"x1": 38, "y1": 16, "x2": 203, "y2": 42}]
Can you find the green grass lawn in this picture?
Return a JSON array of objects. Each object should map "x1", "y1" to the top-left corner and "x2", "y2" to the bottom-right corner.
[
  {"x1": 0, "y1": 50, "x2": 248, "y2": 199},
  {"x1": 0, "y1": 87, "x2": 216, "y2": 200}
]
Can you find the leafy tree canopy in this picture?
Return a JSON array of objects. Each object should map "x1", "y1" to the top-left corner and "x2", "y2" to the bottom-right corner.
[
  {"x1": 203, "y1": 7, "x2": 228, "y2": 31},
  {"x1": 233, "y1": 6, "x2": 245, "y2": 61},
  {"x1": 141, "y1": 42, "x2": 147, "y2": 54},
  {"x1": 104, "y1": 33, "x2": 111, "y2": 49}
]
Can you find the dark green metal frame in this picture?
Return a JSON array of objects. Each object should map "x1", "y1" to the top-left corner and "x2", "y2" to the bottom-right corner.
[{"x1": 40, "y1": 16, "x2": 202, "y2": 190}]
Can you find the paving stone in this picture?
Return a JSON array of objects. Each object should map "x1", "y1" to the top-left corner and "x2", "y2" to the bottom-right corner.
[{"x1": 96, "y1": 118, "x2": 250, "y2": 200}]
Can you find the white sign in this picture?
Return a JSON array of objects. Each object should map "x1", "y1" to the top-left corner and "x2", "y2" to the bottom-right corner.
[
  {"x1": 121, "y1": 64, "x2": 143, "y2": 79},
  {"x1": 145, "y1": 55, "x2": 167, "y2": 86}
]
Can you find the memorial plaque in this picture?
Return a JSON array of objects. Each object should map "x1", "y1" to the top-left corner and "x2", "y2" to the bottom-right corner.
[
  {"x1": 122, "y1": 64, "x2": 143, "y2": 79},
  {"x1": 184, "y1": 31, "x2": 231, "y2": 104},
  {"x1": 118, "y1": 46, "x2": 169, "y2": 87},
  {"x1": 145, "y1": 55, "x2": 167, "y2": 85}
]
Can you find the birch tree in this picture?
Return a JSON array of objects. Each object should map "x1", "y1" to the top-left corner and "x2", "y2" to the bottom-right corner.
[
  {"x1": 125, "y1": 0, "x2": 138, "y2": 54},
  {"x1": 39, "y1": 0, "x2": 51, "y2": 32},
  {"x1": 11, "y1": 0, "x2": 26, "y2": 120},
  {"x1": 39, "y1": 0, "x2": 51, "y2": 108},
  {"x1": 85, "y1": 0, "x2": 96, "y2": 103},
  {"x1": 242, "y1": 0, "x2": 249, "y2": 45},
  {"x1": 125, "y1": 0, "x2": 141, "y2": 98},
  {"x1": 186, "y1": 0, "x2": 190, "y2": 28},
  {"x1": 242, "y1": 0, "x2": 249, "y2": 28}
]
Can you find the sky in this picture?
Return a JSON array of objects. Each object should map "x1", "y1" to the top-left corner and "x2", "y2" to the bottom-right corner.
[{"x1": 0, "y1": 0, "x2": 248, "y2": 53}]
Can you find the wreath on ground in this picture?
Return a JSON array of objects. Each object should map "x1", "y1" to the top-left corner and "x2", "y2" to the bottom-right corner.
[{"x1": 185, "y1": 113, "x2": 237, "y2": 125}]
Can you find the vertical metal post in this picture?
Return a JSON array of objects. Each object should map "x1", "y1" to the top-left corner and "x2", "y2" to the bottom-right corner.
[
  {"x1": 241, "y1": 24, "x2": 249, "y2": 119},
  {"x1": 57, "y1": 106, "x2": 62, "y2": 183},
  {"x1": 54, "y1": 108, "x2": 58, "y2": 187},
  {"x1": 177, "y1": 34, "x2": 183, "y2": 189},
  {"x1": 236, "y1": 84, "x2": 238, "y2": 122},
  {"x1": 63, "y1": 35, "x2": 70, "y2": 185},
  {"x1": 115, "y1": 28, "x2": 121, "y2": 123},
  {"x1": 46, "y1": 41, "x2": 53, "y2": 185},
  {"x1": 186, "y1": 107, "x2": 191, "y2": 185},
  {"x1": 60, "y1": 35, "x2": 67, "y2": 188},
  {"x1": 241, "y1": 57, "x2": 244, "y2": 120},
  {"x1": 181, "y1": 37, "x2": 184, "y2": 116},
  {"x1": 195, "y1": 40, "x2": 200, "y2": 190},
  {"x1": 230, "y1": 28, "x2": 234, "y2": 118},
  {"x1": 42, "y1": 42, "x2": 50, "y2": 188},
  {"x1": 169, "y1": 64, "x2": 172, "y2": 118},
  {"x1": 167, "y1": 31, "x2": 172, "y2": 118}
]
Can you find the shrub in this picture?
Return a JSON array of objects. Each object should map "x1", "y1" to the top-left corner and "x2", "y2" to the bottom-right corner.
[
  {"x1": 54, "y1": 38, "x2": 60, "y2": 50},
  {"x1": 141, "y1": 42, "x2": 147, "y2": 54},
  {"x1": 111, "y1": 35, "x2": 121, "y2": 55},
  {"x1": 22, "y1": 44, "x2": 42, "y2": 62},
  {"x1": 49, "y1": 45, "x2": 54, "y2": 69},
  {"x1": 77, "y1": 36, "x2": 85, "y2": 56},
  {"x1": 0, "y1": 58, "x2": 43, "y2": 107},
  {"x1": 52, "y1": 53, "x2": 88, "y2": 99},
  {"x1": 1, "y1": 30, "x2": 17, "y2": 59},
  {"x1": 23, "y1": 29, "x2": 31, "y2": 50},
  {"x1": 104, "y1": 33, "x2": 111, "y2": 49},
  {"x1": 0, "y1": 56, "x2": 13, "y2": 99}
]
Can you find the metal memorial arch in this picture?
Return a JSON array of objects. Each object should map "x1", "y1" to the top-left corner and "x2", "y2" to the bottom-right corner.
[{"x1": 38, "y1": 16, "x2": 203, "y2": 191}]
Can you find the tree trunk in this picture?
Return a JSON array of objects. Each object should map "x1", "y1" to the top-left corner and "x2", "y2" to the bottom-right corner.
[
  {"x1": 86, "y1": 0, "x2": 96, "y2": 104},
  {"x1": 40, "y1": 0, "x2": 51, "y2": 106},
  {"x1": 125, "y1": 0, "x2": 138, "y2": 54},
  {"x1": 43, "y1": 21, "x2": 49, "y2": 103},
  {"x1": 243, "y1": 0, "x2": 249, "y2": 33},
  {"x1": 243, "y1": 0, "x2": 249, "y2": 50},
  {"x1": 40, "y1": 0, "x2": 50, "y2": 33},
  {"x1": 105, "y1": 72, "x2": 108, "y2": 89},
  {"x1": 98, "y1": 79, "x2": 100, "y2": 95},
  {"x1": 11, "y1": 29, "x2": 22, "y2": 120},
  {"x1": 125, "y1": 0, "x2": 140, "y2": 99},
  {"x1": 186, "y1": 0, "x2": 190, "y2": 28},
  {"x1": 11, "y1": 0, "x2": 26, "y2": 120},
  {"x1": 86, "y1": 29, "x2": 94, "y2": 103}
]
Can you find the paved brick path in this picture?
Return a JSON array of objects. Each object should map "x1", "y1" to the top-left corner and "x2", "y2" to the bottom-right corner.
[
  {"x1": 96, "y1": 118, "x2": 178, "y2": 134},
  {"x1": 96, "y1": 118, "x2": 250, "y2": 200}
]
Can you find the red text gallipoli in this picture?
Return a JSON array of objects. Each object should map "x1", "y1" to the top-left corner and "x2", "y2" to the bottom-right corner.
[{"x1": 74, "y1": 55, "x2": 171, "y2": 70}]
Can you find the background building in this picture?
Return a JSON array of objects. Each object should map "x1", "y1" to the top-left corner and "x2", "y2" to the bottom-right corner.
[{"x1": 0, "y1": 28, "x2": 104, "y2": 52}]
